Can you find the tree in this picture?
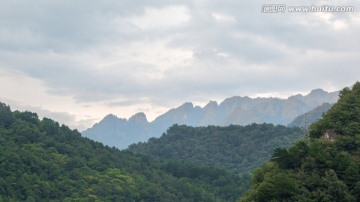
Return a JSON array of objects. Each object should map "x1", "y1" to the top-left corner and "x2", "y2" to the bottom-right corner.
[
  {"x1": 0, "y1": 103, "x2": 14, "y2": 128},
  {"x1": 239, "y1": 81, "x2": 360, "y2": 202}
]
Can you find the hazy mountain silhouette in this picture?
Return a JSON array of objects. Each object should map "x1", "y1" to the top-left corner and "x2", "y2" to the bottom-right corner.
[
  {"x1": 82, "y1": 89, "x2": 339, "y2": 149},
  {"x1": 287, "y1": 103, "x2": 333, "y2": 128}
]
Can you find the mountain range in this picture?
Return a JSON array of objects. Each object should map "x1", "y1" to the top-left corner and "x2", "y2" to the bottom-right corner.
[{"x1": 82, "y1": 89, "x2": 339, "y2": 149}]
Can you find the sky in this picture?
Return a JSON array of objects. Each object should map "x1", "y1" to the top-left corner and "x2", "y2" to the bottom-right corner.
[{"x1": 0, "y1": 0, "x2": 359, "y2": 131}]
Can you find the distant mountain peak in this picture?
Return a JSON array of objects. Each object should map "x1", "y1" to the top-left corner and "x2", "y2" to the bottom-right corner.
[
  {"x1": 205, "y1": 100, "x2": 218, "y2": 108},
  {"x1": 104, "y1": 113, "x2": 117, "y2": 118},
  {"x1": 308, "y1": 88, "x2": 327, "y2": 95},
  {"x1": 98, "y1": 113, "x2": 127, "y2": 126},
  {"x1": 179, "y1": 102, "x2": 194, "y2": 109},
  {"x1": 129, "y1": 112, "x2": 148, "y2": 123},
  {"x1": 287, "y1": 94, "x2": 302, "y2": 101},
  {"x1": 102, "y1": 114, "x2": 120, "y2": 122}
]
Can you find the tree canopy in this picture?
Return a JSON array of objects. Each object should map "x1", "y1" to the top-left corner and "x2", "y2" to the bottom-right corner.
[
  {"x1": 0, "y1": 103, "x2": 246, "y2": 201},
  {"x1": 129, "y1": 123, "x2": 303, "y2": 174},
  {"x1": 239, "y1": 82, "x2": 360, "y2": 202}
]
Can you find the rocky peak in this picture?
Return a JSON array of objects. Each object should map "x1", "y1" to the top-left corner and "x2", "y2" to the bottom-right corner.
[
  {"x1": 204, "y1": 101, "x2": 219, "y2": 113},
  {"x1": 129, "y1": 112, "x2": 148, "y2": 123},
  {"x1": 178, "y1": 102, "x2": 194, "y2": 110},
  {"x1": 308, "y1": 88, "x2": 327, "y2": 96},
  {"x1": 205, "y1": 100, "x2": 218, "y2": 108},
  {"x1": 101, "y1": 114, "x2": 125, "y2": 123}
]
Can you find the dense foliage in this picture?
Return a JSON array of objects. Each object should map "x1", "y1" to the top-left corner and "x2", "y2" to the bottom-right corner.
[
  {"x1": 0, "y1": 103, "x2": 247, "y2": 201},
  {"x1": 239, "y1": 82, "x2": 360, "y2": 202},
  {"x1": 129, "y1": 124, "x2": 303, "y2": 173}
]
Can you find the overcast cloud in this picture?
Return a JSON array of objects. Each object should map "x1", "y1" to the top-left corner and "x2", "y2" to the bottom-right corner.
[{"x1": 0, "y1": 0, "x2": 359, "y2": 130}]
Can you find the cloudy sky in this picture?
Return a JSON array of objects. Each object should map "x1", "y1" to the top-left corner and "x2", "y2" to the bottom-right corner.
[{"x1": 0, "y1": 0, "x2": 359, "y2": 130}]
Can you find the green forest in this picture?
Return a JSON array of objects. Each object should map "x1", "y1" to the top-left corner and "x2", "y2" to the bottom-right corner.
[
  {"x1": 129, "y1": 124, "x2": 303, "y2": 173},
  {"x1": 0, "y1": 103, "x2": 247, "y2": 201},
  {"x1": 239, "y1": 81, "x2": 360, "y2": 202},
  {"x1": 1, "y1": 81, "x2": 359, "y2": 201}
]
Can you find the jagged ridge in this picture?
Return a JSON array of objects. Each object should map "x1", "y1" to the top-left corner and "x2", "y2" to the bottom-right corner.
[{"x1": 83, "y1": 89, "x2": 339, "y2": 149}]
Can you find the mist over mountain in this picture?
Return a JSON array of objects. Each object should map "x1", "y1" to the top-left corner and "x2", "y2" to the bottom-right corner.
[
  {"x1": 82, "y1": 89, "x2": 339, "y2": 149},
  {"x1": 288, "y1": 103, "x2": 333, "y2": 128},
  {"x1": 82, "y1": 113, "x2": 152, "y2": 148}
]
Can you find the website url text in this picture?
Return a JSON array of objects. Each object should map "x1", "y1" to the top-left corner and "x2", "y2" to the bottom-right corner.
[{"x1": 261, "y1": 4, "x2": 355, "y2": 13}]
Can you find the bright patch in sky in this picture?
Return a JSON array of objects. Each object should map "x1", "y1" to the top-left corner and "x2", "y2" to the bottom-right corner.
[
  {"x1": 315, "y1": 13, "x2": 349, "y2": 30},
  {"x1": 129, "y1": 6, "x2": 191, "y2": 29},
  {"x1": 212, "y1": 13, "x2": 236, "y2": 23}
]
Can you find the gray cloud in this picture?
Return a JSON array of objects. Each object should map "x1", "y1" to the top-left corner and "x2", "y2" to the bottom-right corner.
[{"x1": 0, "y1": 0, "x2": 359, "y2": 127}]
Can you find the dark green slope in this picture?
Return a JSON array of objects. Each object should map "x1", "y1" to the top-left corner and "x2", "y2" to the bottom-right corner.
[
  {"x1": 0, "y1": 103, "x2": 246, "y2": 202},
  {"x1": 128, "y1": 124, "x2": 303, "y2": 174},
  {"x1": 239, "y1": 82, "x2": 360, "y2": 202}
]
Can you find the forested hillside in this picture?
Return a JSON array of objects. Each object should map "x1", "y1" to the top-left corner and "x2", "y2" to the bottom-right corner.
[
  {"x1": 128, "y1": 124, "x2": 303, "y2": 173},
  {"x1": 239, "y1": 82, "x2": 360, "y2": 202},
  {"x1": 0, "y1": 103, "x2": 247, "y2": 201}
]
